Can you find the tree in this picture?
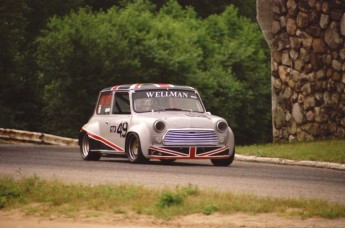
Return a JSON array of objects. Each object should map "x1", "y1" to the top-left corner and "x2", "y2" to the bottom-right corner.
[
  {"x1": 36, "y1": 1, "x2": 202, "y2": 137},
  {"x1": 36, "y1": 1, "x2": 271, "y2": 144},
  {"x1": 0, "y1": 0, "x2": 36, "y2": 129},
  {"x1": 191, "y1": 6, "x2": 271, "y2": 144},
  {"x1": 0, "y1": 0, "x2": 84, "y2": 131}
]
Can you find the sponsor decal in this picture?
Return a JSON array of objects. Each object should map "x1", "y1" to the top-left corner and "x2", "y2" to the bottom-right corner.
[{"x1": 145, "y1": 91, "x2": 189, "y2": 98}]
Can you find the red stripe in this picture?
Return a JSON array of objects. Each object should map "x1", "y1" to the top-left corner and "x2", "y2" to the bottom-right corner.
[
  {"x1": 189, "y1": 147, "x2": 196, "y2": 158},
  {"x1": 149, "y1": 146, "x2": 188, "y2": 157},
  {"x1": 130, "y1": 83, "x2": 142, "y2": 89},
  {"x1": 156, "y1": 83, "x2": 173, "y2": 88},
  {"x1": 149, "y1": 146, "x2": 229, "y2": 158},
  {"x1": 149, "y1": 155, "x2": 229, "y2": 160},
  {"x1": 84, "y1": 130, "x2": 124, "y2": 152},
  {"x1": 111, "y1": 85, "x2": 121, "y2": 90},
  {"x1": 197, "y1": 146, "x2": 229, "y2": 157}
]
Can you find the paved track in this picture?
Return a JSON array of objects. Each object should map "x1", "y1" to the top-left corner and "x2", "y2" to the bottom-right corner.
[{"x1": 0, "y1": 144, "x2": 344, "y2": 203}]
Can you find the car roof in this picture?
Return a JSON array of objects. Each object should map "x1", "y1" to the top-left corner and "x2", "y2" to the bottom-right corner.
[{"x1": 101, "y1": 83, "x2": 196, "y2": 92}]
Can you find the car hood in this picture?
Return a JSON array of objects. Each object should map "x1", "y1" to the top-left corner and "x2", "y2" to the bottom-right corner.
[{"x1": 135, "y1": 111, "x2": 221, "y2": 129}]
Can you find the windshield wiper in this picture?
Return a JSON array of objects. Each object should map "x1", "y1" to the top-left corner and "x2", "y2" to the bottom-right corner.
[
  {"x1": 164, "y1": 108, "x2": 183, "y2": 111},
  {"x1": 164, "y1": 108, "x2": 193, "y2": 112},
  {"x1": 152, "y1": 108, "x2": 193, "y2": 113}
]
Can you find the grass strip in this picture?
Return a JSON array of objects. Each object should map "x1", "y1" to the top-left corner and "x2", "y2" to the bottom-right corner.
[
  {"x1": 237, "y1": 139, "x2": 345, "y2": 164},
  {"x1": 1, "y1": 175, "x2": 344, "y2": 220}
]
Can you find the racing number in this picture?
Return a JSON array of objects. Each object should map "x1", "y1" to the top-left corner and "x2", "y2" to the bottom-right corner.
[
  {"x1": 110, "y1": 122, "x2": 128, "y2": 138},
  {"x1": 117, "y1": 122, "x2": 128, "y2": 137}
]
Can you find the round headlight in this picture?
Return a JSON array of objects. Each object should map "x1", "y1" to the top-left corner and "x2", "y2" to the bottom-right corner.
[
  {"x1": 154, "y1": 120, "x2": 165, "y2": 132},
  {"x1": 216, "y1": 120, "x2": 228, "y2": 132}
]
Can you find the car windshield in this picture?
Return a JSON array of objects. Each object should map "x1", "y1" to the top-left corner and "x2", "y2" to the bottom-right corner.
[{"x1": 132, "y1": 90, "x2": 205, "y2": 113}]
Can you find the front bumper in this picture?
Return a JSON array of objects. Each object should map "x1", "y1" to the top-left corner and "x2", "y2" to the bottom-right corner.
[{"x1": 148, "y1": 145, "x2": 230, "y2": 159}]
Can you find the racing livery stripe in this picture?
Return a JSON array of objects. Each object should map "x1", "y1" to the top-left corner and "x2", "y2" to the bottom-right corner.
[
  {"x1": 197, "y1": 146, "x2": 230, "y2": 157},
  {"x1": 149, "y1": 146, "x2": 188, "y2": 157},
  {"x1": 83, "y1": 129, "x2": 124, "y2": 152},
  {"x1": 130, "y1": 84, "x2": 142, "y2": 89},
  {"x1": 189, "y1": 147, "x2": 196, "y2": 158},
  {"x1": 149, "y1": 146, "x2": 230, "y2": 159},
  {"x1": 111, "y1": 83, "x2": 178, "y2": 91},
  {"x1": 111, "y1": 85, "x2": 122, "y2": 90},
  {"x1": 149, "y1": 155, "x2": 230, "y2": 160},
  {"x1": 154, "y1": 83, "x2": 174, "y2": 88}
]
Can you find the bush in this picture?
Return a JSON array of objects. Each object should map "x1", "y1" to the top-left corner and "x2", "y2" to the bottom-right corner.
[
  {"x1": 36, "y1": 0, "x2": 271, "y2": 144},
  {"x1": 157, "y1": 191, "x2": 184, "y2": 208}
]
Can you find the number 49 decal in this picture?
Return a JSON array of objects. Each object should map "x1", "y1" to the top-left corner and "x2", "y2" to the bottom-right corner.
[{"x1": 110, "y1": 122, "x2": 128, "y2": 138}]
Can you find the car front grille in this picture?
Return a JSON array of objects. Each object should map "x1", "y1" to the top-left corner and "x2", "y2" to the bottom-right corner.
[{"x1": 163, "y1": 130, "x2": 218, "y2": 146}]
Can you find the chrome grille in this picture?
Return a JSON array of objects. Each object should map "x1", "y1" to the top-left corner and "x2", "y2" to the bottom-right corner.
[{"x1": 163, "y1": 130, "x2": 218, "y2": 146}]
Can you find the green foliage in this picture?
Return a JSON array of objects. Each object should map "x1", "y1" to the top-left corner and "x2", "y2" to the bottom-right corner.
[
  {"x1": 203, "y1": 204, "x2": 219, "y2": 215},
  {"x1": 1, "y1": 0, "x2": 269, "y2": 144},
  {"x1": 237, "y1": 139, "x2": 345, "y2": 164},
  {"x1": 176, "y1": 184, "x2": 200, "y2": 196},
  {"x1": 0, "y1": 175, "x2": 41, "y2": 208},
  {"x1": 36, "y1": 0, "x2": 271, "y2": 143},
  {"x1": 0, "y1": 0, "x2": 84, "y2": 132},
  {"x1": 189, "y1": 5, "x2": 271, "y2": 144},
  {"x1": 157, "y1": 191, "x2": 184, "y2": 208},
  {"x1": 0, "y1": 178, "x2": 23, "y2": 208},
  {"x1": 151, "y1": 0, "x2": 257, "y2": 20},
  {"x1": 1, "y1": 176, "x2": 345, "y2": 219},
  {"x1": 0, "y1": 0, "x2": 34, "y2": 129}
]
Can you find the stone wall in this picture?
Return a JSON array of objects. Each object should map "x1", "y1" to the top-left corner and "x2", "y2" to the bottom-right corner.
[{"x1": 257, "y1": 0, "x2": 345, "y2": 142}]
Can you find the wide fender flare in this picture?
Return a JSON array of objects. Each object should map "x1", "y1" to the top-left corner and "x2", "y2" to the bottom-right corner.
[
  {"x1": 226, "y1": 126, "x2": 235, "y2": 155},
  {"x1": 126, "y1": 123, "x2": 152, "y2": 158},
  {"x1": 79, "y1": 121, "x2": 100, "y2": 145}
]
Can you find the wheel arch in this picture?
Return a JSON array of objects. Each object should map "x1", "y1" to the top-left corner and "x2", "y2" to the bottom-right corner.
[
  {"x1": 226, "y1": 126, "x2": 235, "y2": 155},
  {"x1": 78, "y1": 130, "x2": 86, "y2": 146},
  {"x1": 126, "y1": 124, "x2": 152, "y2": 158},
  {"x1": 79, "y1": 121, "x2": 101, "y2": 144}
]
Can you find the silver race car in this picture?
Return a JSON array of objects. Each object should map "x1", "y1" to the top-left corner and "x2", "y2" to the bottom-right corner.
[{"x1": 79, "y1": 83, "x2": 235, "y2": 166}]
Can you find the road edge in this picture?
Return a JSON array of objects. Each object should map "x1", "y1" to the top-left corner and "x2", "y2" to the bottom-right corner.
[
  {"x1": 1, "y1": 128, "x2": 344, "y2": 171},
  {"x1": 236, "y1": 154, "x2": 345, "y2": 171}
]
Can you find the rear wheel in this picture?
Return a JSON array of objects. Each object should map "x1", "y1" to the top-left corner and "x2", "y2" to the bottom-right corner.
[
  {"x1": 126, "y1": 133, "x2": 149, "y2": 164},
  {"x1": 211, "y1": 151, "x2": 234, "y2": 167},
  {"x1": 80, "y1": 134, "x2": 101, "y2": 161}
]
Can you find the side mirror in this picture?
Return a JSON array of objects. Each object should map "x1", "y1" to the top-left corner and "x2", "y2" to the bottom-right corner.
[{"x1": 206, "y1": 112, "x2": 211, "y2": 115}]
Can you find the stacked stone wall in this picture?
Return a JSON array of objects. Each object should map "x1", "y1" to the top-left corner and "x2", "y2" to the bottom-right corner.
[{"x1": 264, "y1": 0, "x2": 345, "y2": 142}]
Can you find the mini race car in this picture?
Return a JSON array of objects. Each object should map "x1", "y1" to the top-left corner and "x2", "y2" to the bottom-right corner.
[{"x1": 79, "y1": 83, "x2": 235, "y2": 166}]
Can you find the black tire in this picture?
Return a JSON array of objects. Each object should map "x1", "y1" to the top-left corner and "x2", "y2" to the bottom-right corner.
[
  {"x1": 211, "y1": 151, "x2": 235, "y2": 167},
  {"x1": 126, "y1": 133, "x2": 149, "y2": 164},
  {"x1": 80, "y1": 134, "x2": 101, "y2": 161}
]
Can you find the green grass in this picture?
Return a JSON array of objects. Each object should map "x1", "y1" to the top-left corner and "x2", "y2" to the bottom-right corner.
[
  {"x1": 237, "y1": 139, "x2": 345, "y2": 164},
  {"x1": 1, "y1": 176, "x2": 344, "y2": 220}
]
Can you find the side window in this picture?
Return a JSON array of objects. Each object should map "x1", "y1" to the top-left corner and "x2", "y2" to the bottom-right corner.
[
  {"x1": 112, "y1": 92, "x2": 130, "y2": 114},
  {"x1": 96, "y1": 92, "x2": 112, "y2": 115}
]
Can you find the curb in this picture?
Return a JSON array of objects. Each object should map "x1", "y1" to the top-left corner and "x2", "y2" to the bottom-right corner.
[{"x1": 236, "y1": 154, "x2": 345, "y2": 171}]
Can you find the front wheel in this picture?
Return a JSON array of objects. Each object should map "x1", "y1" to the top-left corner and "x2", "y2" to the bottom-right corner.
[
  {"x1": 126, "y1": 133, "x2": 149, "y2": 164},
  {"x1": 211, "y1": 151, "x2": 235, "y2": 166},
  {"x1": 80, "y1": 134, "x2": 101, "y2": 161}
]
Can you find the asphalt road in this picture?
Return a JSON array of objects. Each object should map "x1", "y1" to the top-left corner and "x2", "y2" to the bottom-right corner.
[{"x1": 0, "y1": 144, "x2": 344, "y2": 204}]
